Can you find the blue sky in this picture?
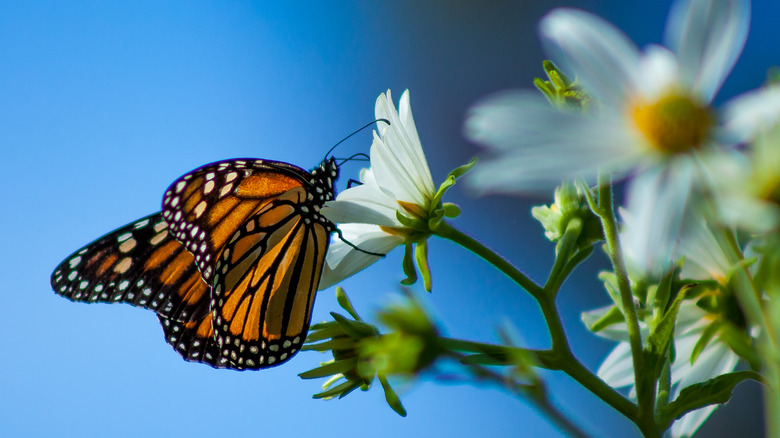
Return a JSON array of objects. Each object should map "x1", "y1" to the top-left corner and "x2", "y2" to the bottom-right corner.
[{"x1": 1, "y1": 1, "x2": 776, "y2": 437}]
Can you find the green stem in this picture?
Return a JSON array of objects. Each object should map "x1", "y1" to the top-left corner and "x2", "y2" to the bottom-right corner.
[
  {"x1": 439, "y1": 337, "x2": 557, "y2": 369},
  {"x1": 434, "y1": 221, "x2": 545, "y2": 300},
  {"x1": 536, "y1": 293, "x2": 638, "y2": 421},
  {"x1": 656, "y1": 357, "x2": 672, "y2": 416},
  {"x1": 435, "y1": 220, "x2": 638, "y2": 425},
  {"x1": 720, "y1": 227, "x2": 780, "y2": 438},
  {"x1": 544, "y1": 217, "x2": 583, "y2": 295},
  {"x1": 592, "y1": 174, "x2": 656, "y2": 432},
  {"x1": 553, "y1": 245, "x2": 595, "y2": 293},
  {"x1": 452, "y1": 351, "x2": 593, "y2": 438}
]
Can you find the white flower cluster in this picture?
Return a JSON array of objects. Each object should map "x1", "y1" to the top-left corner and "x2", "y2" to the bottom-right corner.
[{"x1": 463, "y1": 0, "x2": 779, "y2": 436}]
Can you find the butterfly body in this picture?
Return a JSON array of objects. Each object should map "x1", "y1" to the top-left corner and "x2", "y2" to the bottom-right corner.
[{"x1": 51, "y1": 157, "x2": 339, "y2": 370}]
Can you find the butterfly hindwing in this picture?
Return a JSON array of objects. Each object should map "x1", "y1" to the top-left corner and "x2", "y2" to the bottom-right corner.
[
  {"x1": 208, "y1": 195, "x2": 332, "y2": 369},
  {"x1": 51, "y1": 213, "x2": 211, "y2": 322},
  {"x1": 158, "y1": 311, "x2": 229, "y2": 368}
]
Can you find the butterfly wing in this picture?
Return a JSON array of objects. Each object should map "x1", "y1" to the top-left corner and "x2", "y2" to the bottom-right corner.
[
  {"x1": 52, "y1": 157, "x2": 338, "y2": 370},
  {"x1": 158, "y1": 311, "x2": 225, "y2": 368},
  {"x1": 160, "y1": 158, "x2": 337, "y2": 369},
  {"x1": 51, "y1": 213, "x2": 211, "y2": 323},
  {"x1": 209, "y1": 197, "x2": 331, "y2": 369},
  {"x1": 161, "y1": 158, "x2": 313, "y2": 284}
]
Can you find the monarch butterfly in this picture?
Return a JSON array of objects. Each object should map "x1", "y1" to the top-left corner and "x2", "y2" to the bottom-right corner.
[{"x1": 51, "y1": 157, "x2": 340, "y2": 370}]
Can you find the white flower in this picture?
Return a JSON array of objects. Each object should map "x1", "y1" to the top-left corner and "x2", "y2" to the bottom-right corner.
[
  {"x1": 319, "y1": 90, "x2": 437, "y2": 289},
  {"x1": 466, "y1": 0, "x2": 780, "y2": 277}
]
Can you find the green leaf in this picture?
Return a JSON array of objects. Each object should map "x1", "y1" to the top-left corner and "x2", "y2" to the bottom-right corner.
[
  {"x1": 646, "y1": 285, "x2": 691, "y2": 356},
  {"x1": 659, "y1": 371, "x2": 763, "y2": 427},
  {"x1": 430, "y1": 157, "x2": 478, "y2": 209},
  {"x1": 301, "y1": 338, "x2": 357, "y2": 352},
  {"x1": 534, "y1": 77, "x2": 556, "y2": 104},
  {"x1": 304, "y1": 324, "x2": 345, "y2": 342},
  {"x1": 583, "y1": 306, "x2": 625, "y2": 333},
  {"x1": 312, "y1": 379, "x2": 361, "y2": 399},
  {"x1": 298, "y1": 357, "x2": 358, "y2": 379},
  {"x1": 415, "y1": 241, "x2": 432, "y2": 292},
  {"x1": 690, "y1": 320, "x2": 722, "y2": 364},
  {"x1": 645, "y1": 285, "x2": 690, "y2": 380},
  {"x1": 395, "y1": 210, "x2": 428, "y2": 231},
  {"x1": 378, "y1": 375, "x2": 407, "y2": 417},
  {"x1": 442, "y1": 202, "x2": 461, "y2": 218},
  {"x1": 331, "y1": 312, "x2": 380, "y2": 339},
  {"x1": 400, "y1": 242, "x2": 418, "y2": 286},
  {"x1": 719, "y1": 323, "x2": 762, "y2": 370},
  {"x1": 336, "y1": 286, "x2": 362, "y2": 321},
  {"x1": 448, "y1": 157, "x2": 478, "y2": 180},
  {"x1": 542, "y1": 60, "x2": 574, "y2": 87},
  {"x1": 598, "y1": 271, "x2": 625, "y2": 314}
]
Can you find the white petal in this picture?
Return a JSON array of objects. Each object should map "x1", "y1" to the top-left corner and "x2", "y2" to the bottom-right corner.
[
  {"x1": 318, "y1": 224, "x2": 404, "y2": 290},
  {"x1": 620, "y1": 160, "x2": 695, "y2": 278},
  {"x1": 671, "y1": 404, "x2": 718, "y2": 438},
  {"x1": 670, "y1": 342, "x2": 740, "y2": 438},
  {"x1": 676, "y1": 215, "x2": 735, "y2": 282},
  {"x1": 374, "y1": 91, "x2": 436, "y2": 203},
  {"x1": 465, "y1": 91, "x2": 642, "y2": 192},
  {"x1": 676, "y1": 341, "x2": 739, "y2": 394},
  {"x1": 597, "y1": 342, "x2": 636, "y2": 388},
  {"x1": 397, "y1": 90, "x2": 436, "y2": 194},
  {"x1": 722, "y1": 86, "x2": 780, "y2": 142},
  {"x1": 371, "y1": 133, "x2": 430, "y2": 207},
  {"x1": 321, "y1": 197, "x2": 400, "y2": 228},
  {"x1": 637, "y1": 45, "x2": 681, "y2": 101},
  {"x1": 665, "y1": 0, "x2": 750, "y2": 102},
  {"x1": 539, "y1": 8, "x2": 642, "y2": 106}
]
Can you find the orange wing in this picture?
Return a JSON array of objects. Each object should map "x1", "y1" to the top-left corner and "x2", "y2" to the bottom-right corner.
[
  {"x1": 158, "y1": 157, "x2": 338, "y2": 369},
  {"x1": 52, "y1": 157, "x2": 339, "y2": 370},
  {"x1": 51, "y1": 213, "x2": 210, "y2": 323},
  {"x1": 161, "y1": 158, "x2": 313, "y2": 284}
]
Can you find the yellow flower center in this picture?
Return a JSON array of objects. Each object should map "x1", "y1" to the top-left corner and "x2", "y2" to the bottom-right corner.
[
  {"x1": 632, "y1": 93, "x2": 714, "y2": 154},
  {"x1": 763, "y1": 178, "x2": 780, "y2": 207}
]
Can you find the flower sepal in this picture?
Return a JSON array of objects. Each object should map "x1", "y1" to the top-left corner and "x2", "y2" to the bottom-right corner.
[
  {"x1": 428, "y1": 157, "x2": 478, "y2": 231},
  {"x1": 533, "y1": 60, "x2": 591, "y2": 111},
  {"x1": 532, "y1": 182, "x2": 602, "y2": 253},
  {"x1": 300, "y1": 288, "x2": 406, "y2": 415}
]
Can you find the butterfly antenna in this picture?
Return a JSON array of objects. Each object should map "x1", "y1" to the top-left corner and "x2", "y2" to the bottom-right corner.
[
  {"x1": 335, "y1": 229, "x2": 386, "y2": 258},
  {"x1": 323, "y1": 118, "x2": 390, "y2": 162},
  {"x1": 336, "y1": 152, "x2": 370, "y2": 166}
]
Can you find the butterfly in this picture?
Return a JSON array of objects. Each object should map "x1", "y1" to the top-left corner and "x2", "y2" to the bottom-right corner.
[{"x1": 51, "y1": 157, "x2": 340, "y2": 370}]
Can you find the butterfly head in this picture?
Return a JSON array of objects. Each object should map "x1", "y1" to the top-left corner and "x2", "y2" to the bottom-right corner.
[{"x1": 310, "y1": 157, "x2": 340, "y2": 202}]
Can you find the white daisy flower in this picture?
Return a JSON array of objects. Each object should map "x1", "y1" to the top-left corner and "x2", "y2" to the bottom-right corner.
[
  {"x1": 466, "y1": 0, "x2": 780, "y2": 276},
  {"x1": 319, "y1": 90, "x2": 437, "y2": 289}
]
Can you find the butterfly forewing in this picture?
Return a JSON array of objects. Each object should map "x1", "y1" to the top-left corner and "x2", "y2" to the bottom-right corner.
[
  {"x1": 161, "y1": 159, "x2": 314, "y2": 284},
  {"x1": 51, "y1": 213, "x2": 211, "y2": 322}
]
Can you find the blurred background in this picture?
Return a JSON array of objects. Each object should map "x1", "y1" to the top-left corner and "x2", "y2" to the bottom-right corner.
[{"x1": 1, "y1": 1, "x2": 776, "y2": 436}]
